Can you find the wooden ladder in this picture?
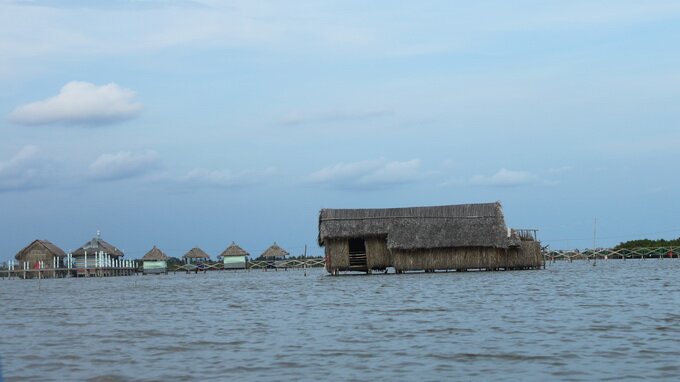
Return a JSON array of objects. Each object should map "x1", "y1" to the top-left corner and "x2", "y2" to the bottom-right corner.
[{"x1": 349, "y1": 251, "x2": 368, "y2": 271}]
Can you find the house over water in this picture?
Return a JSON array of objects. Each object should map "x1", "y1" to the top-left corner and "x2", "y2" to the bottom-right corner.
[
  {"x1": 183, "y1": 247, "x2": 210, "y2": 263},
  {"x1": 219, "y1": 242, "x2": 249, "y2": 269},
  {"x1": 15, "y1": 239, "x2": 66, "y2": 268},
  {"x1": 318, "y1": 202, "x2": 542, "y2": 275},
  {"x1": 259, "y1": 243, "x2": 289, "y2": 260},
  {"x1": 142, "y1": 246, "x2": 169, "y2": 274},
  {"x1": 71, "y1": 232, "x2": 124, "y2": 268}
]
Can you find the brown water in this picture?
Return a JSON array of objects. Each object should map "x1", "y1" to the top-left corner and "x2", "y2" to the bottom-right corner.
[{"x1": 2, "y1": 260, "x2": 680, "y2": 381}]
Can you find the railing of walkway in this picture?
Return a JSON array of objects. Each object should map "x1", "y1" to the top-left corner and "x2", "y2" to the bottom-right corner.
[{"x1": 545, "y1": 247, "x2": 677, "y2": 260}]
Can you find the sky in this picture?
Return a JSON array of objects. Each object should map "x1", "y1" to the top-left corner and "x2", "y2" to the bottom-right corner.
[{"x1": 2, "y1": 0, "x2": 680, "y2": 262}]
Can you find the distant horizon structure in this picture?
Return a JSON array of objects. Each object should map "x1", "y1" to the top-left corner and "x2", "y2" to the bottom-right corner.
[
  {"x1": 259, "y1": 242, "x2": 289, "y2": 260},
  {"x1": 14, "y1": 239, "x2": 66, "y2": 269},
  {"x1": 183, "y1": 247, "x2": 210, "y2": 263},
  {"x1": 141, "y1": 245, "x2": 169, "y2": 275},
  {"x1": 219, "y1": 242, "x2": 249, "y2": 269},
  {"x1": 318, "y1": 201, "x2": 542, "y2": 275}
]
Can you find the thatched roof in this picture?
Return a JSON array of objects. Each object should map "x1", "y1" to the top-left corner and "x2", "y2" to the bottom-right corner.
[
  {"x1": 72, "y1": 235, "x2": 124, "y2": 258},
  {"x1": 142, "y1": 246, "x2": 168, "y2": 261},
  {"x1": 183, "y1": 247, "x2": 210, "y2": 260},
  {"x1": 318, "y1": 202, "x2": 521, "y2": 250},
  {"x1": 15, "y1": 239, "x2": 66, "y2": 260},
  {"x1": 260, "y1": 243, "x2": 289, "y2": 258},
  {"x1": 220, "y1": 242, "x2": 249, "y2": 257}
]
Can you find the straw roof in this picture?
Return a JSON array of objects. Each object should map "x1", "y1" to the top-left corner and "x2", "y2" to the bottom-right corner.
[
  {"x1": 220, "y1": 242, "x2": 249, "y2": 257},
  {"x1": 183, "y1": 247, "x2": 210, "y2": 260},
  {"x1": 142, "y1": 246, "x2": 168, "y2": 261},
  {"x1": 318, "y1": 202, "x2": 520, "y2": 250},
  {"x1": 15, "y1": 239, "x2": 66, "y2": 260},
  {"x1": 260, "y1": 243, "x2": 289, "y2": 258},
  {"x1": 72, "y1": 235, "x2": 124, "y2": 258}
]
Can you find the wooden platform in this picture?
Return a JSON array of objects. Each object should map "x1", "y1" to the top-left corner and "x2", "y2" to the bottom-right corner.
[{"x1": 0, "y1": 267, "x2": 138, "y2": 279}]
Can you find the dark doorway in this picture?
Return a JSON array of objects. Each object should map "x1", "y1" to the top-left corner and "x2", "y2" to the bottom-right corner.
[
  {"x1": 348, "y1": 238, "x2": 366, "y2": 254},
  {"x1": 348, "y1": 238, "x2": 368, "y2": 271}
]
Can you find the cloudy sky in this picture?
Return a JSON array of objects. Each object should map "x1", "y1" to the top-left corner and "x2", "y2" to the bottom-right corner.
[{"x1": 2, "y1": 0, "x2": 680, "y2": 261}]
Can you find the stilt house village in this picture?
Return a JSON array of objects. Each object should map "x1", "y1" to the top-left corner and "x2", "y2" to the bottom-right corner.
[
  {"x1": 8, "y1": 231, "x2": 289, "y2": 278},
  {"x1": 6, "y1": 201, "x2": 542, "y2": 278}
]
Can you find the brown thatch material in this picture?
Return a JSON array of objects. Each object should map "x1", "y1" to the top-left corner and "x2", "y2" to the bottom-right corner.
[
  {"x1": 391, "y1": 244, "x2": 541, "y2": 271},
  {"x1": 72, "y1": 235, "x2": 124, "y2": 258},
  {"x1": 15, "y1": 240, "x2": 66, "y2": 262},
  {"x1": 365, "y1": 237, "x2": 392, "y2": 269},
  {"x1": 142, "y1": 246, "x2": 168, "y2": 261},
  {"x1": 319, "y1": 202, "x2": 521, "y2": 250},
  {"x1": 220, "y1": 242, "x2": 249, "y2": 257},
  {"x1": 320, "y1": 202, "x2": 541, "y2": 274},
  {"x1": 183, "y1": 247, "x2": 210, "y2": 260},
  {"x1": 325, "y1": 239, "x2": 350, "y2": 270},
  {"x1": 260, "y1": 243, "x2": 289, "y2": 259}
]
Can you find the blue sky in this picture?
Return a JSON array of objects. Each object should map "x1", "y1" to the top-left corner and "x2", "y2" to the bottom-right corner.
[{"x1": 2, "y1": 0, "x2": 680, "y2": 261}]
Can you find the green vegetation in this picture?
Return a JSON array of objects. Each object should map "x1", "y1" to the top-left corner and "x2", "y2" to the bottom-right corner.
[{"x1": 615, "y1": 237, "x2": 680, "y2": 249}]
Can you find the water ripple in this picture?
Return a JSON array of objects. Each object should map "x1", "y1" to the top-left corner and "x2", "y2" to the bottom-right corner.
[{"x1": 2, "y1": 261, "x2": 680, "y2": 381}]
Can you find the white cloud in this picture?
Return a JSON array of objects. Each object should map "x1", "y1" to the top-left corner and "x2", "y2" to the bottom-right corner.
[
  {"x1": 176, "y1": 167, "x2": 276, "y2": 188},
  {"x1": 88, "y1": 150, "x2": 161, "y2": 181},
  {"x1": 309, "y1": 159, "x2": 422, "y2": 189},
  {"x1": 469, "y1": 168, "x2": 538, "y2": 187},
  {"x1": 0, "y1": 146, "x2": 52, "y2": 191},
  {"x1": 9, "y1": 81, "x2": 142, "y2": 126}
]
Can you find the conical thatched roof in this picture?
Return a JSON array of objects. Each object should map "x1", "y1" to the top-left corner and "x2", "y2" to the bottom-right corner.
[
  {"x1": 260, "y1": 243, "x2": 289, "y2": 259},
  {"x1": 220, "y1": 242, "x2": 249, "y2": 258},
  {"x1": 72, "y1": 234, "x2": 124, "y2": 258},
  {"x1": 15, "y1": 240, "x2": 66, "y2": 260},
  {"x1": 318, "y1": 201, "x2": 520, "y2": 250},
  {"x1": 142, "y1": 246, "x2": 168, "y2": 261},
  {"x1": 183, "y1": 247, "x2": 210, "y2": 260}
]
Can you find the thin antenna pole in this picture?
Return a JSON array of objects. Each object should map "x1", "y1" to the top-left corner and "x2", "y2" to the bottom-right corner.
[{"x1": 593, "y1": 217, "x2": 597, "y2": 265}]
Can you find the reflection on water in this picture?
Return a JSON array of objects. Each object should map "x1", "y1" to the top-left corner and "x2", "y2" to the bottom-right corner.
[{"x1": 2, "y1": 260, "x2": 680, "y2": 381}]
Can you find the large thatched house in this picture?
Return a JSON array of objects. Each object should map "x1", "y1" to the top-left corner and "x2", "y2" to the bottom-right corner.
[
  {"x1": 318, "y1": 202, "x2": 542, "y2": 275},
  {"x1": 71, "y1": 233, "x2": 124, "y2": 268},
  {"x1": 219, "y1": 242, "x2": 249, "y2": 269},
  {"x1": 142, "y1": 246, "x2": 169, "y2": 274},
  {"x1": 183, "y1": 247, "x2": 210, "y2": 263},
  {"x1": 15, "y1": 239, "x2": 66, "y2": 267}
]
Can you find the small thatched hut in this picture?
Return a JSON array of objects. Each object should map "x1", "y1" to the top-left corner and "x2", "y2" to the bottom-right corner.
[
  {"x1": 71, "y1": 232, "x2": 124, "y2": 268},
  {"x1": 15, "y1": 239, "x2": 66, "y2": 268},
  {"x1": 219, "y1": 242, "x2": 249, "y2": 269},
  {"x1": 142, "y1": 246, "x2": 169, "y2": 274},
  {"x1": 318, "y1": 202, "x2": 542, "y2": 275},
  {"x1": 183, "y1": 247, "x2": 210, "y2": 263},
  {"x1": 259, "y1": 243, "x2": 289, "y2": 260}
]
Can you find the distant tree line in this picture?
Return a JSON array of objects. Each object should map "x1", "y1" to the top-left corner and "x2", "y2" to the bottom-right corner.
[{"x1": 615, "y1": 237, "x2": 680, "y2": 249}]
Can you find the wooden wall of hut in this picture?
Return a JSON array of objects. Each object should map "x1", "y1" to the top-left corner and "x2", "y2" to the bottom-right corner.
[
  {"x1": 325, "y1": 239, "x2": 349, "y2": 272},
  {"x1": 326, "y1": 237, "x2": 542, "y2": 273},
  {"x1": 391, "y1": 243, "x2": 542, "y2": 272},
  {"x1": 365, "y1": 237, "x2": 391, "y2": 270},
  {"x1": 325, "y1": 237, "x2": 392, "y2": 272}
]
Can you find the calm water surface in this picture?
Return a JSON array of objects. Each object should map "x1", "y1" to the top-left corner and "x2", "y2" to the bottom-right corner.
[{"x1": 2, "y1": 260, "x2": 680, "y2": 381}]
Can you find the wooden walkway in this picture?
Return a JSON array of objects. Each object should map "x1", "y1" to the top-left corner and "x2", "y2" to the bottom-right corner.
[
  {"x1": 0, "y1": 266, "x2": 138, "y2": 279},
  {"x1": 545, "y1": 246, "x2": 677, "y2": 261},
  {"x1": 169, "y1": 258, "x2": 326, "y2": 272}
]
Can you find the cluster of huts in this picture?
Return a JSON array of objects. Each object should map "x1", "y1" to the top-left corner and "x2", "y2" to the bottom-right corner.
[
  {"x1": 10, "y1": 201, "x2": 541, "y2": 277},
  {"x1": 11, "y1": 233, "x2": 291, "y2": 276}
]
